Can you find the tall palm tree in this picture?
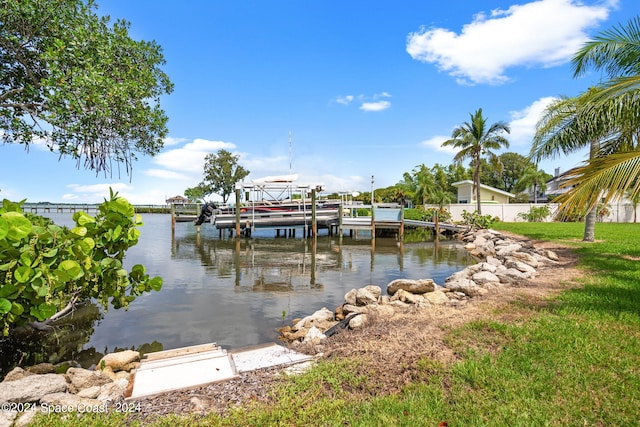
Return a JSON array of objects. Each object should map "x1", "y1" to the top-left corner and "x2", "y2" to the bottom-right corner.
[
  {"x1": 442, "y1": 108, "x2": 510, "y2": 215},
  {"x1": 530, "y1": 91, "x2": 605, "y2": 241},
  {"x1": 532, "y1": 17, "x2": 640, "y2": 240}
]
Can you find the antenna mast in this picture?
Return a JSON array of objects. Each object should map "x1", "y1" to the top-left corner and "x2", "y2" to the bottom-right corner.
[{"x1": 288, "y1": 130, "x2": 292, "y2": 175}]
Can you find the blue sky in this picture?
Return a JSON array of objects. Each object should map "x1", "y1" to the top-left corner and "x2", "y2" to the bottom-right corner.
[{"x1": 1, "y1": 0, "x2": 635, "y2": 204}]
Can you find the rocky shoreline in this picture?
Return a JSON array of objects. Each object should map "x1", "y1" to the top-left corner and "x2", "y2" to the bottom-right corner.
[
  {"x1": 0, "y1": 350, "x2": 140, "y2": 426},
  {"x1": 279, "y1": 228, "x2": 559, "y2": 345},
  {"x1": 0, "y1": 227, "x2": 564, "y2": 425}
]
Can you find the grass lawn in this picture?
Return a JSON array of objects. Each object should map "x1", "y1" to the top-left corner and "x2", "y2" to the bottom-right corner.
[{"x1": 29, "y1": 222, "x2": 640, "y2": 426}]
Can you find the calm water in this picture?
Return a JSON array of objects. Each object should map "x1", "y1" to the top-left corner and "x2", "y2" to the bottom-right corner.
[{"x1": 37, "y1": 212, "x2": 473, "y2": 358}]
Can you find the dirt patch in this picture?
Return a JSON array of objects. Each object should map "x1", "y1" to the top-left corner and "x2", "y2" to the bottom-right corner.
[{"x1": 126, "y1": 236, "x2": 583, "y2": 424}]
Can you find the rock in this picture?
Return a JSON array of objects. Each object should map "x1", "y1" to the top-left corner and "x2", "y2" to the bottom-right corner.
[
  {"x1": 348, "y1": 314, "x2": 368, "y2": 329},
  {"x1": 14, "y1": 408, "x2": 37, "y2": 427},
  {"x1": 486, "y1": 256, "x2": 502, "y2": 266},
  {"x1": 496, "y1": 243, "x2": 522, "y2": 257},
  {"x1": 341, "y1": 304, "x2": 367, "y2": 316},
  {"x1": 444, "y1": 279, "x2": 481, "y2": 296},
  {"x1": 97, "y1": 350, "x2": 140, "y2": 372},
  {"x1": 480, "y1": 262, "x2": 497, "y2": 273},
  {"x1": 66, "y1": 367, "x2": 112, "y2": 391},
  {"x1": 303, "y1": 326, "x2": 326, "y2": 344},
  {"x1": 2, "y1": 368, "x2": 34, "y2": 383},
  {"x1": 294, "y1": 307, "x2": 335, "y2": 331},
  {"x1": 424, "y1": 290, "x2": 450, "y2": 304},
  {"x1": 0, "y1": 374, "x2": 67, "y2": 403},
  {"x1": 510, "y1": 251, "x2": 540, "y2": 268},
  {"x1": 26, "y1": 363, "x2": 56, "y2": 375},
  {"x1": 356, "y1": 286, "x2": 379, "y2": 305},
  {"x1": 190, "y1": 396, "x2": 209, "y2": 414},
  {"x1": 344, "y1": 289, "x2": 357, "y2": 306},
  {"x1": 388, "y1": 300, "x2": 411, "y2": 310},
  {"x1": 366, "y1": 304, "x2": 396, "y2": 317},
  {"x1": 473, "y1": 235, "x2": 487, "y2": 246},
  {"x1": 472, "y1": 271, "x2": 500, "y2": 285},
  {"x1": 97, "y1": 380, "x2": 128, "y2": 403},
  {"x1": 0, "y1": 410, "x2": 18, "y2": 427},
  {"x1": 505, "y1": 260, "x2": 537, "y2": 275},
  {"x1": 390, "y1": 288, "x2": 425, "y2": 304},
  {"x1": 539, "y1": 249, "x2": 560, "y2": 261},
  {"x1": 387, "y1": 278, "x2": 435, "y2": 295},
  {"x1": 77, "y1": 386, "x2": 101, "y2": 399},
  {"x1": 445, "y1": 270, "x2": 470, "y2": 283},
  {"x1": 495, "y1": 268, "x2": 529, "y2": 284}
]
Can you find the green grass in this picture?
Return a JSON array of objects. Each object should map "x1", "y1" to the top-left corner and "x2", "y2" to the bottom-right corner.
[{"x1": 32, "y1": 222, "x2": 640, "y2": 426}]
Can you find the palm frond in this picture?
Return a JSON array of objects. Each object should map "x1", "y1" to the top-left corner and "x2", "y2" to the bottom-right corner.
[
  {"x1": 572, "y1": 16, "x2": 640, "y2": 78},
  {"x1": 556, "y1": 150, "x2": 640, "y2": 213}
]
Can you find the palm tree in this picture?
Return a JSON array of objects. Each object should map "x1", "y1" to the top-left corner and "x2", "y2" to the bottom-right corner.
[
  {"x1": 442, "y1": 108, "x2": 510, "y2": 215},
  {"x1": 532, "y1": 17, "x2": 640, "y2": 240},
  {"x1": 530, "y1": 91, "x2": 605, "y2": 240},
  {"x1": 516, "y1": 166, "x2": 549, "y2": 203}
]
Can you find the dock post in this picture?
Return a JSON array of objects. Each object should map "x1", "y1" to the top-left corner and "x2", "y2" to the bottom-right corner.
[
  {"x1": 399, "y1": 207, "x2": 404, "y2": 241},
  {"x1": 311, "y1": 189, "x2": 317, "y2": 237},
  {"x1": 371, "y1": 204, "x2": 375, "y2": 242},
  {"x1": 235, "y1": 189, "x2": 241, "y2": 238},
  {"x1": 171, "y1": 204, "x2": 176, "y2": 232}
]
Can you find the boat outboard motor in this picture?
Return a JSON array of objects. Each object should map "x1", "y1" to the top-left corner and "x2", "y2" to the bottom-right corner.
[{"x1": 195, "y1": 202, "x2": 217, "y2": 225}]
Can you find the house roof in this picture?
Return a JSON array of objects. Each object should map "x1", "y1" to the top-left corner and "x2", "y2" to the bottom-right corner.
[
  {"x1": 451, "y1": 180, "x2": 515, "y2": 197},
  {"x1": 166, "y1": 195, "x2": 188, "y2": 203}
]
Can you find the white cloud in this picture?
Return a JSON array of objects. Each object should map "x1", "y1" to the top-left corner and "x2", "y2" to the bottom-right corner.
[
  {"x1": 144, "y1": 169, "x2": 191, "y2": 180},
  {"x1": 153, "y1": 138, "x2": 236, "y2": 173},
  {"x1": 507, "y1": 96, "x2": 557, "y2": 145},
  {"x1": 336, "y1": 95, "x2": 354, "y2": 105},
  {"x1": 421, "y1": 135, "x2": 457, "y2": 154},
  {"x1": 360, "y1": 101, "x2": 391, "y2": 112},
  {"x1": 62, "y1": 183, "x2": 132, "y2": 203},
  {"x1": 406, "y1": 0, "x2": 615, "y2": 85},
  {"x1": 163, "y1": 136, "x2": 189, "y2": 146},
  {"x1": 336, "y1": 93, "x2": 392, "y2": 111}
]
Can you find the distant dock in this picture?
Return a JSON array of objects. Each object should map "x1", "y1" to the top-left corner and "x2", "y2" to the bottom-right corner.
[{"x1": 175, "y1": 202, "x2": 466, "y2": 240}]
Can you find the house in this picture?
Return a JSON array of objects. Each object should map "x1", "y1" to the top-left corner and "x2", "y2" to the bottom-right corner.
[
  {"x1": 545, "y1": 167, "x2": 578, "y2": 201},
  {"x1": 452, "y1": 180, "x2": 515, "y2": 204},
  {"x1": 165, "y1": 195, "x2": 189, "y2": 205}
]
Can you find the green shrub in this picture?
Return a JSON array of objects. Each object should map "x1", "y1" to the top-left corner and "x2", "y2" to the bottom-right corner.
[
  {"x1": 518, "y1": 205, "x2": 552, "y2": 222},
  {"x1": 461, "y1": 210, "x2": 495, "y2": 229},
  {"x1": 0, "y1": 191, "x2": 162, "y2": 335}
]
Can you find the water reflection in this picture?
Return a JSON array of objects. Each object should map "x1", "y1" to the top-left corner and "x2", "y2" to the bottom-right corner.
[{"x1": 19, "y1": 214, "x2": 473, "y2": 368}]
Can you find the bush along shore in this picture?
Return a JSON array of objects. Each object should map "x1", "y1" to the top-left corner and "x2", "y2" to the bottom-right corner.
[{"x1": 279, "y1": 228, "x2": 560, "y2": 345}]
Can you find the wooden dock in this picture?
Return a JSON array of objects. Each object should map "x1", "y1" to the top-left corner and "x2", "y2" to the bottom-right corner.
[{"x1": 186, "y1": 204, "x2": 467, "y2": 239}]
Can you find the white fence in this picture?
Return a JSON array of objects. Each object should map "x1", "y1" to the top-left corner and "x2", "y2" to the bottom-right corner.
[{"x1": 426, "y1": 203, "x2": 640, "y2": 223}]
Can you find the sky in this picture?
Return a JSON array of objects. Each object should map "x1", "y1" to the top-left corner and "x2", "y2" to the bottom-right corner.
[{"x1": 1, "y1": 0, "x2": 636, "y2": 204}]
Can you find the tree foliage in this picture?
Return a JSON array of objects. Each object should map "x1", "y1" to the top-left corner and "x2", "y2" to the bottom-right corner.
[
  {"x1": 0, "y1": 0, "x2": 173, "y2": 176},
  {"x1": 442, "y1": 108, "x2": 510, "y2": 215},
  {"x1": 199, "y1": 149, "x2": 250, "y2": 203},
  {"x1": 532, "y1": 17, "x2": 640, "y2": 240},
  {"x1": 0, "y1": 191, "x2": 162, "y2": 335},
  {"x1": 183, "y1": 185, "x2": 208, "y2": 203}
]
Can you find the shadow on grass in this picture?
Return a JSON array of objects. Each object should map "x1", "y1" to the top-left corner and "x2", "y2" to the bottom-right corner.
[{"x1": 553, "y1": 251, "x2": 640, "y2": 321}]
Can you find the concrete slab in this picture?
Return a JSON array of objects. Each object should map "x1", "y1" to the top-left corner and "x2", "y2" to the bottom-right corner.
[
  {"x1": 230, "y1": 342, "x2": 314, "y2": 372},
  {"x1": 129, "y1": 346, "x2": 238, "y2": 399},
  {"x1": 128, "y1": 342, "x2": 314, "y2": 400}
]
